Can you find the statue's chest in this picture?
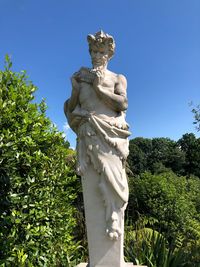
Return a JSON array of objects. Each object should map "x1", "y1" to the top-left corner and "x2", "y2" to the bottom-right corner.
[
  {"x1": 79, "y1": 83, "x2": 96, "y2": 104},
  {"x1": 79, "y1": 74, "x2": 115, "y2": 106},
  {"x1": 102, "y1": 75, "x2": 115, "y2": 88}
]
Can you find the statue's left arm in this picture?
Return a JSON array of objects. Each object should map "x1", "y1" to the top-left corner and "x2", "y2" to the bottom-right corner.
[
  {"x1": 93, "y1": 73, "x2": 128, "y2": 112},
  {"x1": 64, "y1": 74, "x2": 82, "y2": 133}
]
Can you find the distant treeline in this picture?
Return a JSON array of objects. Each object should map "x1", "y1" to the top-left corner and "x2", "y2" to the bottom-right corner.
[{"x1": 128, "y1": 134, "x2": 200, "y2": 178}]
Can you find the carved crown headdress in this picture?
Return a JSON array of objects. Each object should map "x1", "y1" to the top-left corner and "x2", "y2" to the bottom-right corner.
[{"x1": 87, "y1": 30, "x2": 115, "y2": 59}]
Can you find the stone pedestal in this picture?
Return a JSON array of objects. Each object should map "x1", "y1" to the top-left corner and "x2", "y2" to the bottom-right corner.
[{"x1": 79, "y1": 166, "x2": 128, "y2": 267}]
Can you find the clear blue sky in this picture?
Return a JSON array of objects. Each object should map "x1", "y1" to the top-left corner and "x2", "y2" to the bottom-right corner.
[{"x1": 1, "y1": 0, "x2": 200, "y2": 148}]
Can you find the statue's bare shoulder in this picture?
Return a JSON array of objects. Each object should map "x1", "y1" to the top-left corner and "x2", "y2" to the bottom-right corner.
[
  {"x1": 107, "y1": 70, "x2": 127, "y2": 84},
  {"x1": 107, "y1": 70, "x2": 127, "y2": 97}
]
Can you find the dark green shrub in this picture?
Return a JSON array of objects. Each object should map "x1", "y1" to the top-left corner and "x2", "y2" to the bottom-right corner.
[{"x1": 127, "y1": 171, "x2": 200, "y2": 265}]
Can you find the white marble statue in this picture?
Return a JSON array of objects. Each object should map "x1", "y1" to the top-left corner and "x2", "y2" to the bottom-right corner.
[{"x1": 64, "y1": 30, "x2": 132, "y2": 267}]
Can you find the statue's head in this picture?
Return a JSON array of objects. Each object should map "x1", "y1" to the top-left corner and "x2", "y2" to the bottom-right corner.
[{"x1": 87, "y1": 30, "x2": 115, "y2": 68}]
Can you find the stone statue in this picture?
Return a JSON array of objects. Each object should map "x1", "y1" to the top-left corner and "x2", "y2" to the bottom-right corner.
[{"x1": 64, "y1": 31, "x2": 132, "y2": 267}]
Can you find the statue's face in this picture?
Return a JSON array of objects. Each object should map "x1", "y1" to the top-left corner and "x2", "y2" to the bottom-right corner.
[{"x1": 90, "y1": 46, "x2": 109, "y2": 68}]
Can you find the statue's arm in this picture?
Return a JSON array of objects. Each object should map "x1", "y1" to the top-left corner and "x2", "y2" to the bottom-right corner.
[
  {"x1": 94, "y1": 74, "x2": 128, "y2": 112},
  {"x1": 114, "y1": 74, "x2": 128, "y2": 110},
  {"x1": 67, "y1": 76, "x2": 80, "y2": 112},
  {"x1": 64, "y1": 75, "x2": 81, "y2": 133}
]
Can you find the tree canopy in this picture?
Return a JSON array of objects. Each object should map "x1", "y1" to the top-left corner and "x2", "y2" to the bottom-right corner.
[
  {"x1": 192, "y1": 104, "x2": 200, "y2": 132},
  {"x1": 128, "y1": 135, "x2": 200, "y2": 178}
]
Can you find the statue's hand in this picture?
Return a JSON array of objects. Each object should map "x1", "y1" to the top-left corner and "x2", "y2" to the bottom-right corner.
[{"x1": 93, "y1": 70, "x2": 104, "y2": 88}]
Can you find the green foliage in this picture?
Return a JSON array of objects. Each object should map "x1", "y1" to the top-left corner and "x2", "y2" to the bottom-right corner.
[
  {"x1": 0, "y1": 56, "x2": 81, "y2": 266},
  {"x1": 127, "y1": 135, "x2": 200, "y2": 265},
  {"x1": 178, "y1": 133, "x2": 200, "y2": 178},
  {"x1": 128, "y1": 137, "x2": 152, "y2": 175},
  {"x1": 191, "y1": 104, "x2": 200, "y2": 132},
  {"x1": 127, "y1": 171, "x2": 200, "y2": 265},
  {"x1": 128, "y1": 137, "x2": 186, "y2": 176},
  {"x1": 125, "y1": 219, "x2": 189, "y2": 267}
]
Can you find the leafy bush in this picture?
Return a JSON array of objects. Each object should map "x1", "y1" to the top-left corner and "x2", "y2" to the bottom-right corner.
[
  {"x1": 125, "y1": 218, "x2": 190, "y2": 267},
  {"x1": 127, "y1": 171, "x2": 200, "y2": 265},
  {"x1": 0, "y1": 57, "x2": 80, "y2": 266}
]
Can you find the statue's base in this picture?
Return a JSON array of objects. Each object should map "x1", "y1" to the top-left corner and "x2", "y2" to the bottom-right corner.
[
  {"x1": 80, "y1": 167, "x2": 147, "y2": 267},
  {"x1": 81, "y1": 166, "x2": 126, "y2": 267},
  {"x1": 76, "y1": 263, "x2": 146, "y2": 267}
]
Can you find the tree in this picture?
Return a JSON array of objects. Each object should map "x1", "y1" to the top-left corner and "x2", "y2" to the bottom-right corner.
[
  {"x1": 128, "y1": 138, "x2": 152, "y2": 175},
  {"x1": 0, "y1": 57, "x2": 80, "y2": 266},
  {"x1": 178, "y1": 133, "x2": 200, "y2": 178},
  {"x1": 150, "y1": 138, "x2": 185, "y2": 175},
  {"x1": 128, "y1": 137, "x2": 185, "y2": 176},
  {"x1": 192, "y1": 104, "x2": 200, "y2": 132}
]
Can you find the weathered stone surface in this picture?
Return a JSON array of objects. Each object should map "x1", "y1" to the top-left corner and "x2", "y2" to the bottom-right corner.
[{"x1": 64, "y1": 30, "x2": 144, "y2": 267}]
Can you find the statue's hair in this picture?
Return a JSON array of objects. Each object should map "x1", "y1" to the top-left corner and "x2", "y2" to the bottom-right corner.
[{"x1": 87, "y1": 30, "x2": 115, "y2": 59}]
